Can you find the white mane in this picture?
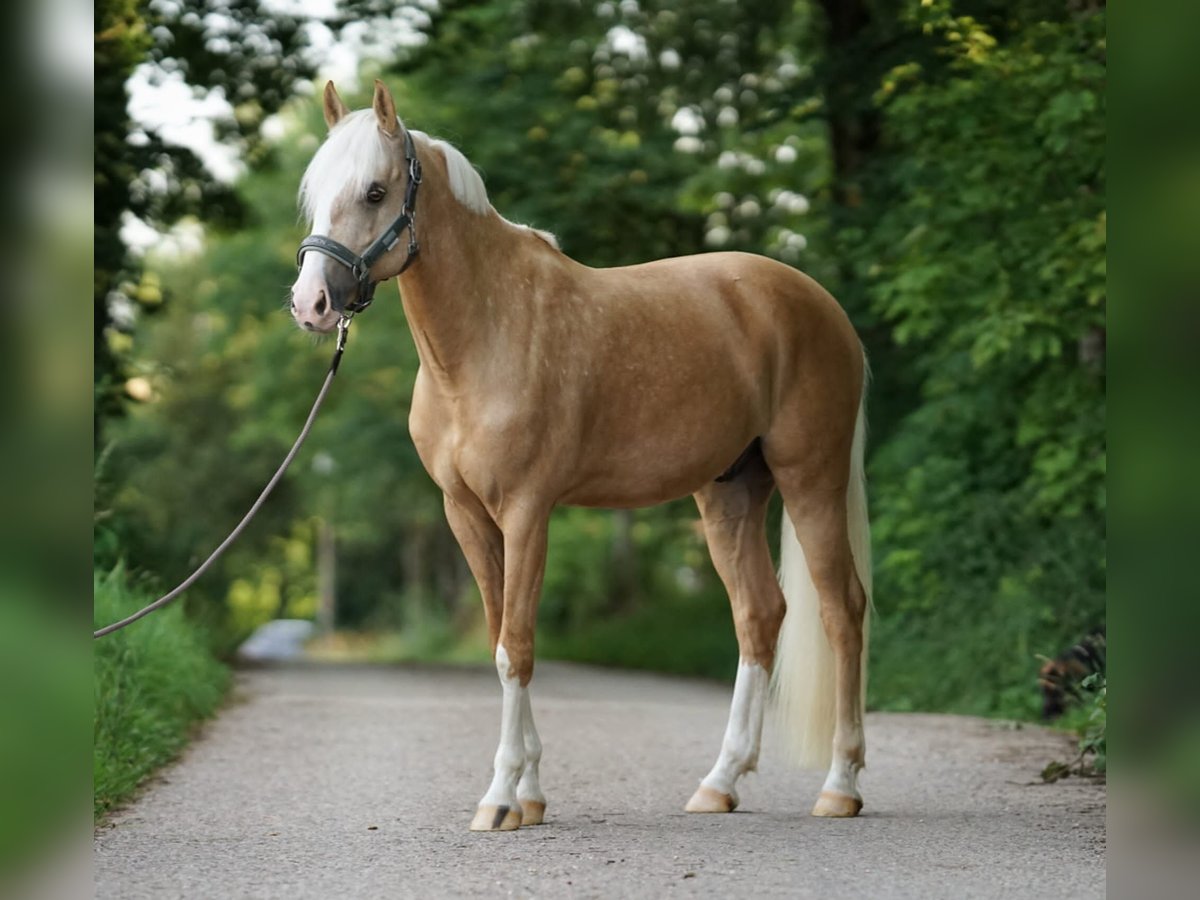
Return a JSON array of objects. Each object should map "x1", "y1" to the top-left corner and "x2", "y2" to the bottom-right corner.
[
  {"x1": 299, "y1": 108, "x2": 559, "y2": 250},
  {"x1": 413, "y1": 131, "x2": 491, "y2": 215}
]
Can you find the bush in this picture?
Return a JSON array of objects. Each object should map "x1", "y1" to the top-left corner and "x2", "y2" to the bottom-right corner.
[
  {"x1": 1041, "y1": 673, "x2": 1106, "y2": 782},
  {"x1": 94, "y1": 568, "x2": 230, "y2": 819},
  {"x1": 1077, "y1": 673, "x2": 1107, "y2": 774},
  {"x1": 539, "y1": 594, "x2": 738, "y2": 682}
]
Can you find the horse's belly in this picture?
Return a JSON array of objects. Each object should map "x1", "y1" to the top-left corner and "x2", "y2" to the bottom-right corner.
[
  {"x1": 559, "y1": 431, "x2": 758, "y2": 508},
  {"x1": 560, "y1": 478, "x2": 702, "y2": 509}
]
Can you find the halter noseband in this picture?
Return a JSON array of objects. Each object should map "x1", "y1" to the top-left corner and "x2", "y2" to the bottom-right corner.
[{"x1": 296, "y1": 129, "x2": 423, "y2": 316}]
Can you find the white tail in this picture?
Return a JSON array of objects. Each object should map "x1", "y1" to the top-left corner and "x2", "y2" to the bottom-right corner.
[{"x1": 771, "y1": 383, "x2": 873, "y2": 769}]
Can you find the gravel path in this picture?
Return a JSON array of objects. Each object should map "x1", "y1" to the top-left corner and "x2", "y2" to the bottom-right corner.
[{"x1": 93, "y1": 662, "x2": 1105, "y2": 899}]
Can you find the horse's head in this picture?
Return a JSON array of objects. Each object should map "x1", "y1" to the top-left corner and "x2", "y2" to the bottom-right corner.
[{"x1": 291, "y1": 80, "x2": 418, "y2": 333}]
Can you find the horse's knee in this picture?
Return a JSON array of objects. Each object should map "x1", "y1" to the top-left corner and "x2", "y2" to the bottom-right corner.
[{"x1": 497, "y1": 639, "x2": 535, "y2": 686}]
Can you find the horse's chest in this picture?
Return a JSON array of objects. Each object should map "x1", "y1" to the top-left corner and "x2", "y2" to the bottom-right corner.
[
  {"x1": 410, "y1": 379, "x2": 536, "y2": 502},
  {"x1": 408, "y1": 382, "x2": 459, "y2": 482}
]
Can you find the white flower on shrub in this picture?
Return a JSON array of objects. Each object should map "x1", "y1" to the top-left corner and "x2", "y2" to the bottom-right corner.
[
  {"x1": 773, "y1": 190, "x2": 810, "y2": 215},
  {"x1": 705, "y1": 225, "x2": 731, "y2": 247},
  {"x1": 736, "y1": 199, "x2": 761, "y2": 219},
  {"x1": 671, "y1": 106, "x2": 703, "y2": 135}
]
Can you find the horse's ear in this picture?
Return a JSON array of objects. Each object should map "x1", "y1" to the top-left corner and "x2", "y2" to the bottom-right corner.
[
  {"x1": 372, "y1": 79, "x2": 399, "y2": 136},
  {"x1": 323, "y1": 81, "x2": 349, "y2": 130}
]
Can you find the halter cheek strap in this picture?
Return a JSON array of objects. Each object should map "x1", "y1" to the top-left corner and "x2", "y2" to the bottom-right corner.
[{"x1": 296, "y1": 129, "x2": 423, "y2": 315}]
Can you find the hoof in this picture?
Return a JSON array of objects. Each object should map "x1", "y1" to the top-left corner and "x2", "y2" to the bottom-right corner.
[
  {"x1": 519, "y1": 800, "x2": 546, "y2": 826},
  {"x1": 470, "y1": 804, "x2": 523, "y2": 832},
  {"x1": 812, "y1": 790, "x2": 863, "y2": 818},
  {"x1": 685, "y1": 784, "x2": 738, "y2": 813}
]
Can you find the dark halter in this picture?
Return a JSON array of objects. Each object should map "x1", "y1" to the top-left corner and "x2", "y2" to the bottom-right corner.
[{"x1": 296, "y1": 129, "x2": 423, "y2": 315}]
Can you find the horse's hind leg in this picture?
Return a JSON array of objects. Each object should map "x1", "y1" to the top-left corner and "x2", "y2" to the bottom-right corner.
[
  {"x1": 685, "y1": 454, "x2": 784, "y2": 813},
  {"x1": 773, "y1": 472, "x2": 869, "y2": 818}
]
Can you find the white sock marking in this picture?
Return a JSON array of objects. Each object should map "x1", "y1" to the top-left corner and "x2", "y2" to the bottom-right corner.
[
  {"x1": 479, "y1": 645, "x2": 527, "y2": 809},
  {"x1": 516, "y1": 689, "x2": 545, "y2": 806},
  {"x1": 699, "y1": 660, "x2": 769, "y2": 800},
  {"x1": 821, "y1": 753, "x2": 861, "y2": 799}
]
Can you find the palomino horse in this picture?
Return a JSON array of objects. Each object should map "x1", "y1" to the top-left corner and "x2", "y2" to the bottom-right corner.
[{"x1": 291, "y1": 81, "x2": 872, "y2": 832}]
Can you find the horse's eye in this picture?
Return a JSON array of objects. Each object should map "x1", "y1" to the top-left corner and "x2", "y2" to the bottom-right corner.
[{"x1": 366, "y1": 184, "x2": 386, "y2": 204}]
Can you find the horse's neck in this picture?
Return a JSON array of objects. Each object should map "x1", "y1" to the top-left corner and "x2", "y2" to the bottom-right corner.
[{"x1": 396, "y1": 179, "x2": 554, "y2": 385}]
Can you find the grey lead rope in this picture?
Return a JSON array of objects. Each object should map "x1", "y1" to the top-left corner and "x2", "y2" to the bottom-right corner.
[{"x1": 94, "y1": 316, "x2": 353, "y2": 639}]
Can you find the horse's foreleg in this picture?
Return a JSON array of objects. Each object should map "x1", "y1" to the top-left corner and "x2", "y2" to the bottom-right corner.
[
  {"x1": 444, "y1": 495, "x2": 531, "y2": 830},
  {"x1": 469, "y1": 644, "x2": 527, "y2": 831},
  {"x1": 516, "y1": 688, "x2": 546, "y2": 825},
  {"x1": 686, "y1": 468, "x2": 783, "y2": 814},
  {"x1": 470, "y1": 509, "x2": 550, "y2": 832},
  {"x1": 443, "y1": 495, "x2": 503, "y2": 651}
]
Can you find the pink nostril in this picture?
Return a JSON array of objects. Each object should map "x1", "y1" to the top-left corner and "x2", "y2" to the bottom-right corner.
[{"x1": 314, "y1": 291, "x2": 327, "y2": 316}]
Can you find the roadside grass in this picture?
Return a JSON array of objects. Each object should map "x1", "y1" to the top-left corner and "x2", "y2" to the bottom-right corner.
[{"x1": 94, "y1": 568, "x2": 230, "y2": 820}]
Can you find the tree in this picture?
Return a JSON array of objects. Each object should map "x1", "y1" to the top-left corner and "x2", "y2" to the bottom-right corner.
[
  {"x1": 848, "y1": 0, "x2": 1106, "y2": 714},
  {"x1": 94, "y1": 0, "x2": 314, "y2": 442}
]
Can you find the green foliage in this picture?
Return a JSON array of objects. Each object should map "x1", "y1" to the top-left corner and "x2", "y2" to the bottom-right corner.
[
  {"x1": 850, "y1": 0, "x2": 1106, "y2": 716},
  {"x1": 1078, "y1": 673, "x2": 1107, "y2": 773},
  {"x1": 540, "y1": 593, "x2": 738, "y2": 681},
  {"x1": 94, "y1": 569, "x2": 230, "y2": 819},
  {"x1": 1041, "y1": 673, "x2": 1105, "y2": 782},
  {"x1": 390, "y1": 0, "x2": 705, "y2": 266},
  {"x1": 95, "y1": 0, "x2": 315, "y2": 440},
  {"x1": 540, "y1": 508, "x2": 620, "y2": 631}
]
